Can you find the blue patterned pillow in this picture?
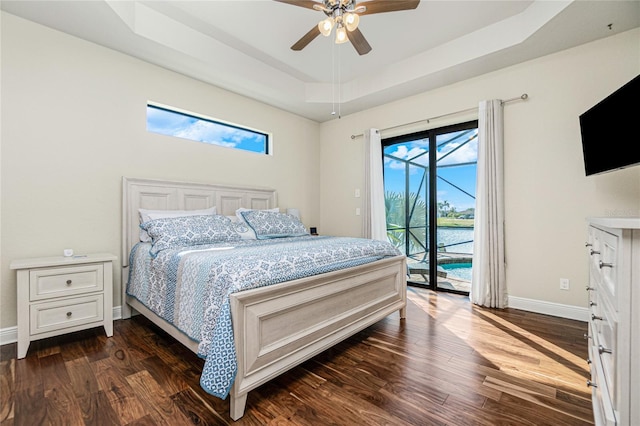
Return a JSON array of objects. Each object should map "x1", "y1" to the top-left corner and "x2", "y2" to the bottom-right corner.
[
  {"x1": 240, "y1": 210, "x2": 308, "y2": 239},
  {"x1": 141, "y1": 215, "x2": 240, "y2": 256}
]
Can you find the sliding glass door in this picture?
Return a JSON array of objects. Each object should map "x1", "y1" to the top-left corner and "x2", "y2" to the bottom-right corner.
[{"x1": 382, "y1": 121, "x2": 478, "y2": 294}]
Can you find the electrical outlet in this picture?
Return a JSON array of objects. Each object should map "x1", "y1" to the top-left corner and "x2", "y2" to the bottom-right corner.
[{"x1": 560, "y1": 278, "x2": 570, "y2": 290}]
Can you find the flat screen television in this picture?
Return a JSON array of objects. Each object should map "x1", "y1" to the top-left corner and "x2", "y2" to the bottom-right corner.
[{"x1": 579, "y1": 74, "x2": 640, "y2": 176}]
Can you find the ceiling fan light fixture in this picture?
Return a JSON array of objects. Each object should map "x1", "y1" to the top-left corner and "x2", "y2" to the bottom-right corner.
[
  {"x1": 280, "y1": 0, "x2": 420, "y2": 55},
  {"x1": 318, "y1": 17, "x2": 334, "y2": 37},
  {"x1": 344, "y1": 12, "x2": 359, "y2": 31},
  {"x1": 335, "y1": 25, "x2": 348, "y2": 44}
]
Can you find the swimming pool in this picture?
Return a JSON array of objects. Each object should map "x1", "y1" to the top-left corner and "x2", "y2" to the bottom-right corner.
[{"x1": 441, "y1": 262, "x2": 472, "y2": 281}]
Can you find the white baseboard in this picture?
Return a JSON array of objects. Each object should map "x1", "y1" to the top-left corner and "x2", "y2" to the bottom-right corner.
[
  {"x1": 508, "y1": 296, "x2": 588, "y2": 322},
  {"x1": 0, "y1": 326, "x2": 17, "y2": 346},
  {"x1": 1, "y1": 301, "x2": 587, "y2": 346},
  {"x1": 113, "y1": 305, "x2": 122, "y2": 321},
  {"x1": 0, "y1": 306, "x2": 123, "y2": 346}
]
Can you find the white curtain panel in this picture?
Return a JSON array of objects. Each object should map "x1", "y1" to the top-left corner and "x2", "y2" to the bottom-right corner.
[
  {"x1": 363, "y1": 128, "x2": 388, "y2": 241},
  {"x1": 471, "y1": 100, "x2": 507, "y2": 308}
]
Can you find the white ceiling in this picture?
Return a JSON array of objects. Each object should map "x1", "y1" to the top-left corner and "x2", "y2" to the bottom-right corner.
[{"x1": 2, "y1": 0, "x2": 639, "y2": 122}]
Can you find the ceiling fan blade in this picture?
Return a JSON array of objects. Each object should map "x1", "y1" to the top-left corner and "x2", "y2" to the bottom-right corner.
[
  {"x1": 347, "y1": 28, "x2": 372, "y2": 55},
  {"x1": 273, "y1": 0, "x2": 322, "y2": 10},
  {"x1": 291, "y1": 25, "x2": 322, "y2": 51},
  {"x1": 359, "y1": 0, "x2": 420, "y2": 15}
]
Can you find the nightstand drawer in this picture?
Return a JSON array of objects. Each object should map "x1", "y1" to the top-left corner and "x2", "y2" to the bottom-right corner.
[
  {"x1": 30, "y1": 294, "x2": 104, "y2": 335},
  {"x1": 30, "y1": 264, "x2": 104, "y2": 301}
]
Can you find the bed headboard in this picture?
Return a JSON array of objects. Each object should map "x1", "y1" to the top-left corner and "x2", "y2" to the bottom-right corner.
[
  {"x1": 121, "y1": 177, "x2": 277, "y2": 318},
  {"x1": 122, "y1": 177, "x2": 277, "y2": 268}
]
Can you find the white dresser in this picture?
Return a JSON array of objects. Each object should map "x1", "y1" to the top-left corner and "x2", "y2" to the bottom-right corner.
[
  {"x1": 10, "y1": 253, "x2": 117, "y2": 359},
  {"x1": 586, "y1": 218, "x2": 640, "y2": 426}
]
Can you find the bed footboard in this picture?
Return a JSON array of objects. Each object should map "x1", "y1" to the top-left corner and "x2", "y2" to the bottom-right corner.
[{"x1": 228, "y1": 254, "x2": 406, "y2": 420}]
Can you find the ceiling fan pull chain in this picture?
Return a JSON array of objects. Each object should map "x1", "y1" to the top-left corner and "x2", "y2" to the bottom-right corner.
[
  {"x1": 331, "y1": 40, "x2": 336, "y2": 116},
  {"x1": 337, "y1": 44, "x2": 342, "y2": 119}
]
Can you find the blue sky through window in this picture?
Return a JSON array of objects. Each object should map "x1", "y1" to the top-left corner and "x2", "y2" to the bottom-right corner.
[
  {"x1": 383, "y1": 129, "x2": 478, "y2": 211},
  {"x1": 146, "y1": 104, "x2": 268, "y2": 154}
]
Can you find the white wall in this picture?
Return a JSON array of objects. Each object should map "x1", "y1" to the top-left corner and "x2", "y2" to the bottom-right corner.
[
  {"x1": 0, "y1": 13, "x2": 320, "y2": 329},
  {"x1": 1, "y1": 12, "x2": 638, "y2": 331},
  {"x1": 318, "y1": 28, "x2": 640, "y2": 313}
]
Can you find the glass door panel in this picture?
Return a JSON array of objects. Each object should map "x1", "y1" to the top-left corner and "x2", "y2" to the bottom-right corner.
[
  {"x1": 383, "y1": 121, "x2": 477, "y2": 295},
  {"x1": 383, "y1": 138, "x2": 430, "y2": 285},
  {"x1": 435, "y1": 128, "x2": 477, "y2": 293}
]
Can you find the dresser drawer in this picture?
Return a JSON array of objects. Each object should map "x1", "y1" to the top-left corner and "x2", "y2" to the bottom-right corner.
[
  {"x1": 598, "y1": 230, "x2": 618, "y2": 309},
  {"x1": 590, "y1": 341, "x2": 617, "y2": 426},
  {"x1": 594, "y1": 292, "x2": 617, "y2": 402},
  {"x1": 30, "y1": 294, "x2": 104, "y2": 335},
  {"x1": 588, "y1": 226, "x2": 618, "y2": 310},
  {"x1": 29, "y1": 264, "x2": 104, "y2": 301}
]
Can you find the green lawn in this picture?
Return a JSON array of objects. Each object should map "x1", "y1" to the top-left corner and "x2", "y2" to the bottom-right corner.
[{"x1": 437, "y1": 218, "x2": 474, "y2": 228}]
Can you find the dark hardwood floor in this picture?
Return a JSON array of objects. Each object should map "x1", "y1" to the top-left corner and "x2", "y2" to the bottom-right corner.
[{"x1": 1, "y1": 287, "x2": 593, "y2": 425}]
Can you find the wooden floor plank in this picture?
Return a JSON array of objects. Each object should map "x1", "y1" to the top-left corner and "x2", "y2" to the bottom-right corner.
[
  {"x1": 0, "y1": 360, "x2": 14, "y2": 424},
  {"x1": 0, "y1": 287, "x2": 593, "y2": 425}
]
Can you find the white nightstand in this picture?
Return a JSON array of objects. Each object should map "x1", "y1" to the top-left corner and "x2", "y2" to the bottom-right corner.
[{"x1": 10, "y1": 253, "x2": 117, "y2": 359}]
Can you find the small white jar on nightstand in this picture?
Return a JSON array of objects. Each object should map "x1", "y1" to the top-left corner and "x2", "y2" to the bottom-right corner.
[{"x1": 10, "y1": 253, "x2": 117, "y2": 359}]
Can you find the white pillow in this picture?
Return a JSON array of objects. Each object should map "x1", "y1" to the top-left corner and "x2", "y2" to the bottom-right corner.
[
  {"x1": 138, "y1": 206, "x2": 217, "y2": 242},
  {"x1": 234, "y1": 207, "x2": 279, "y2": 240}
]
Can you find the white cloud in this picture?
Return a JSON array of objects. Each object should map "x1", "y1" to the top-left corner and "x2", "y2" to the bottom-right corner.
[
  {"x1": 385, "y1": 145, "x2": 428, "y2": 171},
  {"x1": 174, "y1": 121, "x2": 253, "y2": 148},
  {"x1": 437, "y1": 131, "x2": 478, "y2": 165}
]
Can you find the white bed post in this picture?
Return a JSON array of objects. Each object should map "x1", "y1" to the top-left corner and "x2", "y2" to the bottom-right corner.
[
  {"x1": 121, "y1": 266, "x2": 133, "y2": 319},
  {"x1": 230, "y1": 393, "x2": 248, "y2": 421}
]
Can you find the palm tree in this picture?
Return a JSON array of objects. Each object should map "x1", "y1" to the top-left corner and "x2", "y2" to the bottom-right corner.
[{"x1": 385, "y1": 191, "x2": 427, "y2": 258}]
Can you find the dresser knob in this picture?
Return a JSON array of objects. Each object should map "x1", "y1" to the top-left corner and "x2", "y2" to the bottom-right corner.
[
  {"x1": 598, "y1": 345, "x2": 612, "y2": 355},
  {"x1": 589, "y1": 301, "x2": 597, "y2": 307},
  {"x1": 587, "y1": 380, "x2": 598, "y2": 388},
  {"x1": 583, "y1": 333, "x2": 591, "y2": 340},
  {"x1": 591, "y1": 313, "x2": 603, "y2": 321},
  {"x1": 598, "y1": 261, "x2": 613, "y2": 269},
  {"x1": 66, "y1": 312, "x2": 72, "y2": 318},
  {"x1": 585, "y1": 285, "x2": 595, "y2": 291},
  {"x1": 590, "y1": 249, "x2": 600, "y2": 256},
  {"x1": 587, "y1": 359, "x2": 592, "y2": 364},
  {"x1": 585, "y1": 242, "x2": 593, "y2": 247},
  {"x1": 66, "y1": 279, "x2": 72, "y2": 286}
]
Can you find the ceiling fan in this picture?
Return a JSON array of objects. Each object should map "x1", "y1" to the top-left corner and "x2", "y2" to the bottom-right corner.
[{"x1": 275, "y1": 0, "x2": 420, "y2": 55}]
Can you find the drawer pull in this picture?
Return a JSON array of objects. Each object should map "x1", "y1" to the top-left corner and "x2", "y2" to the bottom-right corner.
[
  {"x1": 587, "y1": 380, "x2": 598, "y2": 388},
  {"x1": 598, "y1": 345, "x2": 612, "y2": 355},
  {"x1": 66, "y1": 311, "x2": 72, "y2": 318},
  {"x1": 587, "y1": 359, "x2": 592, "y2": 364},
  {"x1": 66, "y1": 279, "x2": 72, "y2": 286},
  {"x1": 591, "y1": 313, "x2": 603, "y2": 321},
  {"x1": 583, "y1": 333, "x2": 591, "y2": 340},
  {"x1": 590, "y1": 249, "x2": 600, "y2": 256},
  {"x1": 585, "y1": 285, "x2": 595, "y2": 291},
  {"x1": 585, "y1": 242, "x2": 593, "y2": 247},
  {"x1": 598, "y1": 261, "x2": 613, "y2": 269},
  {"x1": 589, "y1": 301, "x2": 597, "y2": 307}
]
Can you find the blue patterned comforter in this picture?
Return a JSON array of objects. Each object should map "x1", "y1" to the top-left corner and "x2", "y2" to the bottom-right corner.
[{"x1": 126, "y1": 235, "x2": 401, "y2": 399}]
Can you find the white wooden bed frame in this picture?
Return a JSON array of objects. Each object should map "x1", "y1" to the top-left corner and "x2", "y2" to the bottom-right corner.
[{"x1": 121, "y1": 177, "x2": 407, "y2": 420}]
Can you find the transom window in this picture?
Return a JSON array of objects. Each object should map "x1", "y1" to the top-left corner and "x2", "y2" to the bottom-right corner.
[{"x1": 146, "y1": 103, "x2": 270, "y2": 154}]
